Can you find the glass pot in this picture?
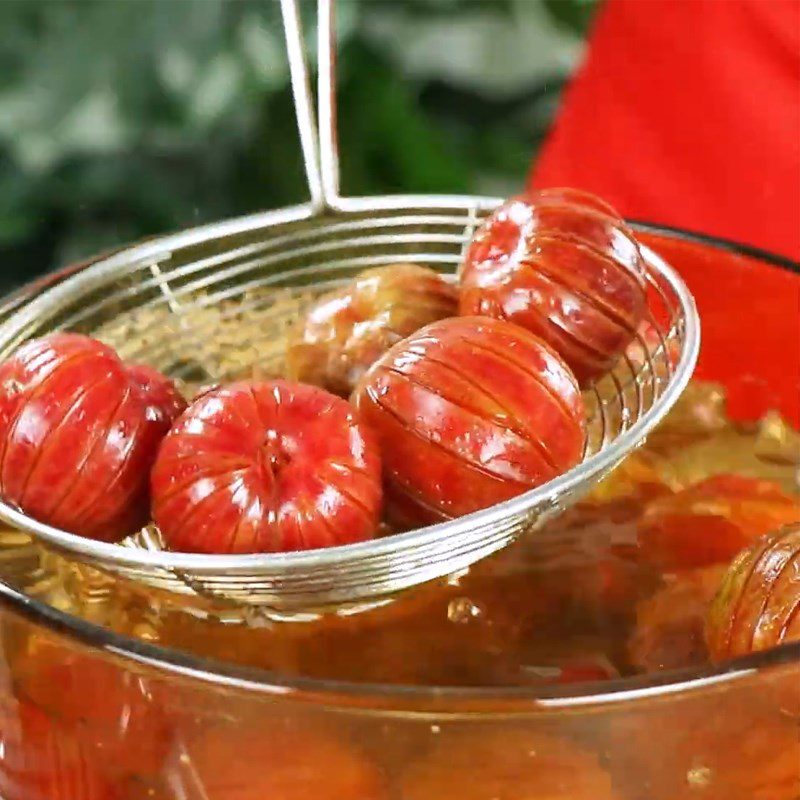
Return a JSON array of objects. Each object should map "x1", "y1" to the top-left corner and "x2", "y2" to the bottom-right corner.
[{"x1": 0, "y1": 226, "x2": 797, "y2": 800}]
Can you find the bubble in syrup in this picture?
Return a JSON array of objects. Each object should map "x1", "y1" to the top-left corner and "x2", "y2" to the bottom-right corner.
[{"x1": 448, "y1": 596, "x2": 483, "y2": 624}]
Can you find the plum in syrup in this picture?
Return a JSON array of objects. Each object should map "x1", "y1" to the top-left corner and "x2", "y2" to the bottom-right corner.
[
  {"x1": 706, "y1": 522, "x2": 800, "y2": 661},
  {"x1": 0, "y1": 699, "x2": 119, "y2": 800},
  {"x1": 638, "y1": 475, "x2": 800, "y2": 571},
  {"x1": 627, "y1": 565, "x2": 727, "y2": 673},
  {"x1": 174, "y1": 717, "x2": 387, "y2": 800},
  {"x1": 400, "y1": 728, "x2": 620, "y2": 800},
  {"x1": 10, "y1": 635, "x2": 172, "y2": 786},
  {"x1": 610, "y1": 697, "x2": 800, "y2": 800}
]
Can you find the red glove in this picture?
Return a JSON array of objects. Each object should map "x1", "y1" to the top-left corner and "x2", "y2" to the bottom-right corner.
[{"x1": 531, "y1": 0, "x2": 800, "y2": 261}]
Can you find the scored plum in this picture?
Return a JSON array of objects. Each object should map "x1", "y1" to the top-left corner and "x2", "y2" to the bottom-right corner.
[
  {"x1": 0, "y1": 333, "x2": 186, "y2": 541},
  {"x1": 287, "y1": 263, "x2": 457, "y2": 397},
  {"x1": 706, "y1": 522, "x2": 800, "y2": 661},
  {"x1": 459, "y1": 188, "x2": 647, "y2": 385},
  {"x1": 353, "y1": 316, "x2": 585, "y2": 528},
  {"x1": 151, "y1": 379, "x2": 382, "y2": 553}
]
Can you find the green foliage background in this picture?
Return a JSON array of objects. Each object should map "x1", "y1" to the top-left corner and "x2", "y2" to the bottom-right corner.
[{"x1": 0, "y1": 0, "x2": 597, "y2": 293}]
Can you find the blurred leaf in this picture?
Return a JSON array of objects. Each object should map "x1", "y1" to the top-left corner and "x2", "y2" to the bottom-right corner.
[
  {"x1": 0, "y1": 0, "x2": 598, "y2": 292},
  {"x1": 338, "y1": 42, "x2": 471, "y2": 194},
  {"x1": 542, "y1": 0, "x2": 598, "y2": 35},
  {"x1": 363, "y1": 0, "x2": 582, "y2": 95}
]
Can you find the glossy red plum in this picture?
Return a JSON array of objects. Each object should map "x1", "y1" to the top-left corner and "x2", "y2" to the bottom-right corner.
[
  {"x1": 151, "y1": 380, "x2": 382, "y2": 553},
  {"x1": 0, "y1": 333, "x2": 186, "y2": 541},
  {"x1": 353, "y1": 317, "x2": 585, "y2": 529},
  {"x1": 460, "y1": 188, "x2": 647, "y2": 385},
  {"x1": 706, "y1": 522, "x2": 800, "y2": 661}
]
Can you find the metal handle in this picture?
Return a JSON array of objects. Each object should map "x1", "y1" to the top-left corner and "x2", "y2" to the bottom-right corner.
[{"x1": 279, "y1": 0, "x2": 341, "y2": 212}]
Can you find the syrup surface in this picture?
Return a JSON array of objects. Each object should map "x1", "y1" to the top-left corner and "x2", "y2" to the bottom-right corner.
[{"x1": 5, "y1": 380, "x2": 797, "y2": 688}]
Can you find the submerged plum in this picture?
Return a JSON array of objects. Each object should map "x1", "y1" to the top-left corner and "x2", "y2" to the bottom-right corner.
[
  {"x1": 400, "y1": 728, "x2": 620, "y2": 800},
  {"x1": 706, "y1": 522, "x2": 800, "y2": 661},
  {"x1": 638, "y1": 475, "x2": 800, "y2": 570},
  {"x1": 0, "y1": 699, "x2": 120, "y2": 800},
  {"x1": 174, "y1": 718, "x2": 387, "y2": 800}
]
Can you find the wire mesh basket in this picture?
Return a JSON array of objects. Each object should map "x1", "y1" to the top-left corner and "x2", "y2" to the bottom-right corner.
[{"x1": 0, "y1": 0, "x2": 699, "y2": 612}]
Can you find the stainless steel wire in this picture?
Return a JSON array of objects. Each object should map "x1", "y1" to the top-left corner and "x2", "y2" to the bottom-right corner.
[{"x1": 0, "y1": 0, "x2": 699, "y2": 611}]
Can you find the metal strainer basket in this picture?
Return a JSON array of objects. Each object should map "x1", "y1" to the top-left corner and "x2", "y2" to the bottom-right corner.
[{"x1": 0, "y1": 0, "x2": 699, "y2": 611}]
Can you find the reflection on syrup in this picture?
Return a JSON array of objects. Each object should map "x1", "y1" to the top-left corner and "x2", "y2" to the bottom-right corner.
[{"x1": 3, "y1": 380, "x2": 796, "y2": 689}]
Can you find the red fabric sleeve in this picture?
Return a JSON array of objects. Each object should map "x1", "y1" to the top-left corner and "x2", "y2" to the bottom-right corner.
[{"x1": 530, "y1": 0, "x2": 800, "y2": 261}]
